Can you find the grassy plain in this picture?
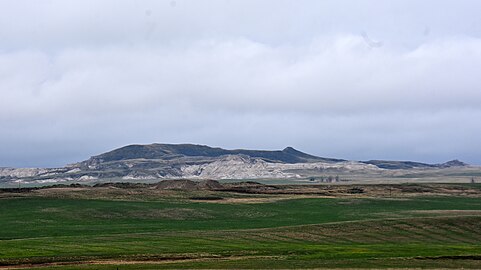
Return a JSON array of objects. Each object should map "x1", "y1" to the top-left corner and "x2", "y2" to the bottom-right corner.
[{"x1": 1, "y1": 184, "x2": 481, "y2": 269}]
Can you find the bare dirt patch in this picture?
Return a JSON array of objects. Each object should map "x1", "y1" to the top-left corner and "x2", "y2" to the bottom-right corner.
[{"x1": 0, "y1": 255, "x2": 284, "y2": 269}]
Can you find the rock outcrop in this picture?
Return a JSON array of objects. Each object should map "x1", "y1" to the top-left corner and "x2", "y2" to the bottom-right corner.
[{"x1": 0, "y1": 143, "x2": 470, "y2": 185}]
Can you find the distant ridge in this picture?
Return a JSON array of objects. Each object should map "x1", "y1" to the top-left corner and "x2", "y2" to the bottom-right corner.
[
  {"x1": 0, "y1": 143, "x2": 472, "y2": 185},
  {"x1": 361, "y1": 159, "x2": 467, "y2": 169},
  {"x1": 87, "y1": 143, "x2": 345, "y2": 164}
]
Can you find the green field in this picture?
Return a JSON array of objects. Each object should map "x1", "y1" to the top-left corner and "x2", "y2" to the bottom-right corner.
[{"x1": 1, "y1": 188, "x2": 481, "y2": 269}]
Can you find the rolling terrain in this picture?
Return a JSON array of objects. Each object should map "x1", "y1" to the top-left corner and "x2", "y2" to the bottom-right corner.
[{"x1": 1, "y1": 182, "x2": 481, "y2": 269}]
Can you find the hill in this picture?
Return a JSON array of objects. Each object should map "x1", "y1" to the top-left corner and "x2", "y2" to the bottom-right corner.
[
  {"x1": 0, "y1": 143, "x2": 473, "y2": 185},
  {"x1": 85, "y1": 143, "x2": 344, "y2": 164},
  {"x1": 362, "y1": 159, "x2": 467, "y2": 169}
]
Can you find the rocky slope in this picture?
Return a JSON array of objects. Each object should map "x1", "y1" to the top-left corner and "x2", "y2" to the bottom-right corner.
[
  {"x1": 0, "y1": 143, "x2": 470, "y2": 185},
  {"x1": 82, "y1": 144, "x2": 344, "y2": 165}
]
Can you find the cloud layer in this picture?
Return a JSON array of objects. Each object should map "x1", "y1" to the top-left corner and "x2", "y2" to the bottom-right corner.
[{"x1": 1, "y1": 0, "x2": 481, "y2": 167}]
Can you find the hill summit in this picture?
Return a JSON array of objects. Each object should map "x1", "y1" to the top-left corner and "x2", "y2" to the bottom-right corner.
[{"x1": 86, "y1": 143, "x2": 344, "y2": 164}]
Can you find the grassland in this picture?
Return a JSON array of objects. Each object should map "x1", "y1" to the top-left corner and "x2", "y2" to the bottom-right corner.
[{"x1": 1, "y1": 184, "x2": 481, "y2": 269}]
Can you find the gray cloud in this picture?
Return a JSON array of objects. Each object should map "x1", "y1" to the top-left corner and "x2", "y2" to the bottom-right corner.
[{"x1": 1, "y1": 0, "x2": 481, "y2": 167}]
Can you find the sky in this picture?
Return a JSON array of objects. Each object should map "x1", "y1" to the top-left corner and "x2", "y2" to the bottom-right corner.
[{"x1": 1, "y1": 0, "x2": 481, "y2": 167}]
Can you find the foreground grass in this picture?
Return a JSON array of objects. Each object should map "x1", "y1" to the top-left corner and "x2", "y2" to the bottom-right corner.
[{"x1": 1, "y1": 194, "x2": 481, "y2": 268}]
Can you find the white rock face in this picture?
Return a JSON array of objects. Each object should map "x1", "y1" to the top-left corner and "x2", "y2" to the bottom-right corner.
[
  {"x1": 66, "y1": 168, "x2": 81, "y2": 173},
  {"x1": 122, "y1": 175, "x2": 156, "y2": 180},
  {"x1": 78, "y1": 175, "x2": 98, "y2": 181},
  {"x1": 0, "y1": 168, "x2": 50, "y2": 178},
  {"x1": 0, "y1": 155, "x2": 382, "y2": 183},
  {"x1": 179, "y1": 155, "x2": 380, "y2": 179},
  {"x1": 181, "y1": 155, "x2": 292, "y2": 179}
]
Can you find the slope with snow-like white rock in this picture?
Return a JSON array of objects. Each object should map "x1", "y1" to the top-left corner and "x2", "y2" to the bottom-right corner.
[
  {"x1": 180, "y1": 155, "x2": 381, "y2": 180},
  {"x1": 180, "y1": 155, "x2": 291, "y2": 179},
  {"x1": 0, "y1": 167, "x2": 51, "y2": 178},
  {"x1": 0, "y1": 143, "x2": 472, "y2": 185}
]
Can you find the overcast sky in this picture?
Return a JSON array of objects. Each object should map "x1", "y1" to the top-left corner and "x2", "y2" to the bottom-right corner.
[{"x1": 1, "y1": 0, "x2": 481, "y2": 167}]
